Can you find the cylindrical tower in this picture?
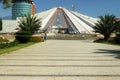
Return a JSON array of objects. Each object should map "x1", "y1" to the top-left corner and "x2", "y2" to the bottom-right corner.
[{"x1": 12, "y1": 0, "x2": 32, "y2": 20}]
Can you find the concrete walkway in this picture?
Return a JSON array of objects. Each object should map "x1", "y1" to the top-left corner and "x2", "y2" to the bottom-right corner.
[{"x1": 0, "y1": 40, "x2": 120, "y2": 80}]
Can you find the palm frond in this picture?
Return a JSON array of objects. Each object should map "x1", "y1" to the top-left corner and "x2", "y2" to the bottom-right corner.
[
  {"x1": 18, "y1": 15, "x2": 42, "y2": 34},
  {"x1": 93, "y1": 14, "x2": 120, "y2": 40}
]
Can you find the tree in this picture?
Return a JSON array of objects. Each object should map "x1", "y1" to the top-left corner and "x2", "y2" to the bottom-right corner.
[
  {"x1": 0, "y1": 0, "x2": 32, "y2": 8},
  {"x1": 18, "y1": 15, "x2": 42, "y2": 34},
  {"x1": 0, "y1": 0, "x2": 12, "y2": 9},
  {"x1": 93, "y1": 14, "x2": 120, "y2": 40}
]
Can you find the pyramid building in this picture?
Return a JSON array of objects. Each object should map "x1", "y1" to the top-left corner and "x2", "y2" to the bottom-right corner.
[
  {"x1": 36, "y1": 7, "x2": 97, "y2": 34},
  {"x1": 1, "y1": 7, "x2": 97, "y2": 34}
]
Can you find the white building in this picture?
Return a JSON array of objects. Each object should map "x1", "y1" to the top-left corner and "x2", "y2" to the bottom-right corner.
[{"x1": 1, "y1": 7, "x2": 97, "y2": 34}]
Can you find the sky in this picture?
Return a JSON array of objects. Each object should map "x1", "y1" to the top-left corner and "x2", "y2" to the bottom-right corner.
[{"x1": 0, "y1": 0, "x2": 120, "y2": 18}]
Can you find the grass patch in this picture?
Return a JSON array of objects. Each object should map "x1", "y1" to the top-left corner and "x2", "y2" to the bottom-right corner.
[
  {"x1": 0, "y1": 42, "x2": 36, "y2": 55},
  {"x1": 102, "y1": 42, "x2": 120, "y2": 46},
  {"x1": 94, "y1": 39, "x2": 120, "y2": 46}
]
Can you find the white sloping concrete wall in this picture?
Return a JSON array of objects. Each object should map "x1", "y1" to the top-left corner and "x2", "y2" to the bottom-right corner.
[
  {"x1": 70, "y1": 10, "x2": 97, "y2": 26},
  {"x1": 63, "y1": 8, "x2": 94, "y2": 34},
  {"x1": 36, "y1": 8, "x2": 57, "y2": 30}
]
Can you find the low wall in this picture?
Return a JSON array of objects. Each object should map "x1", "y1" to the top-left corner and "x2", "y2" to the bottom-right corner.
[
  {"x1": 0, "y1": 20, "x2": 18, "y2": 33},
  {"x1": 48, "y1": 34, "x2": 97, "y2": 40}
]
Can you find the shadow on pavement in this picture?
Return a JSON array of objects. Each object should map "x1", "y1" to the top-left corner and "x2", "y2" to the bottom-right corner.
[{"x1": 94, "y1": 49, "x2": 120, "y2": 59}]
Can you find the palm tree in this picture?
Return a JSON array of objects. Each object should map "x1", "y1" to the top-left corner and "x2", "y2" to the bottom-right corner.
[
  {"x1": 0, "y1": 0, "x2": 12, "y2": 8},
  {"x1": 18, "y1": 15, "x2": 42, "y2": 34},
  {"x1": 94, "y1": 14, "x2": 120, "y2": 40}
]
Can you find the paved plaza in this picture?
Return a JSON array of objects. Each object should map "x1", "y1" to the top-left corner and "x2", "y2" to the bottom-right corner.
[{"x1": 0, "y1": 40, "x2": 120, "y2": 80}]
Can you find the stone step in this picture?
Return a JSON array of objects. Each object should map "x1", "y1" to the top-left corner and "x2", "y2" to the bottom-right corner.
[
  {"x1": 0, "y1": 61, "x2": 120, "y2": 66},
  {"x1": 0, "y1": 66, "x2": 120, "y2": 75},
  {"x1": 0, "y1": 56, "x2": 118, "y2": 60},
  {"x1": 0, "y1": 76, "x2": 120, "y2": 80},
  {"x1": 0, "y1": 40, "x2": 120, "y2": 80},
  {"x1": 4, "y1": 53, "x2": 115, "y2": 56}
]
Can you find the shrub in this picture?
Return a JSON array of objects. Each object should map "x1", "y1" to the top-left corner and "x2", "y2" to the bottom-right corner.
[
  {"x1": 15, "y1": 35, "x2": 31, "y2": 43},
  {"x1": 0, "y1": 41, "x2": 18, "y2": 49},
  {"x1": 16, "y1": 31, "x2": 31, "y2": 35},
  {"x1": 0, "y1": 37, "x2": 9, "y2": 42},
  {"x1": 15, "y1": 31, "x2": 32, "y2": 43},
  {"x1": 29, "y1": 36, "x2": 44, "y2": 42},
  {"x1": 114, "y1": 34, "x2": 120, "y2": 44}
]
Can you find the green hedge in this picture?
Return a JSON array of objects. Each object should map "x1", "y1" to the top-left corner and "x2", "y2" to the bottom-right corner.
[
  {"x1": 16, "y1": 31, "x2": 32, "y2": 35},
  {"x1": 0, "y1": 42, "x2": 18, "y2": 49},
  {"x1": 15, "y1": 35, "x2": 32, "y2": 43},
  {"x1": 29, "y1": 36, "x2": 44, "y2": 42},
  {"x1": 15, "y1": 31, "x2": 32, "y2": 43},
  {"x1": 0, "y1": 37, "x2": 9, "y2": 42},
  {"x1": 114, "y1": 34, "x2": 120, "y2": 44}
]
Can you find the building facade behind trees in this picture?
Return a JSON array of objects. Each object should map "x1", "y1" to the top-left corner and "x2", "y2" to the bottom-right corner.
[{"x1": 12, "y1": 0, "x2": 36, "y2": 20}]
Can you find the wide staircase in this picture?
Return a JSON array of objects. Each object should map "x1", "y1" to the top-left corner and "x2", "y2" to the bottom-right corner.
[{"x1": 0, "y1": 40, "x2": 120, "y2": 80}]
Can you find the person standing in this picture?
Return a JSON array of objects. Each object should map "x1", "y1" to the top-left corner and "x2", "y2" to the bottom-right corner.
[
  {"x1": 44, "y1": 32, "x2": 47, "y2": 40},
  {"x1": 41, "y1": 32, "x2": 45, "y2": 40}
]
